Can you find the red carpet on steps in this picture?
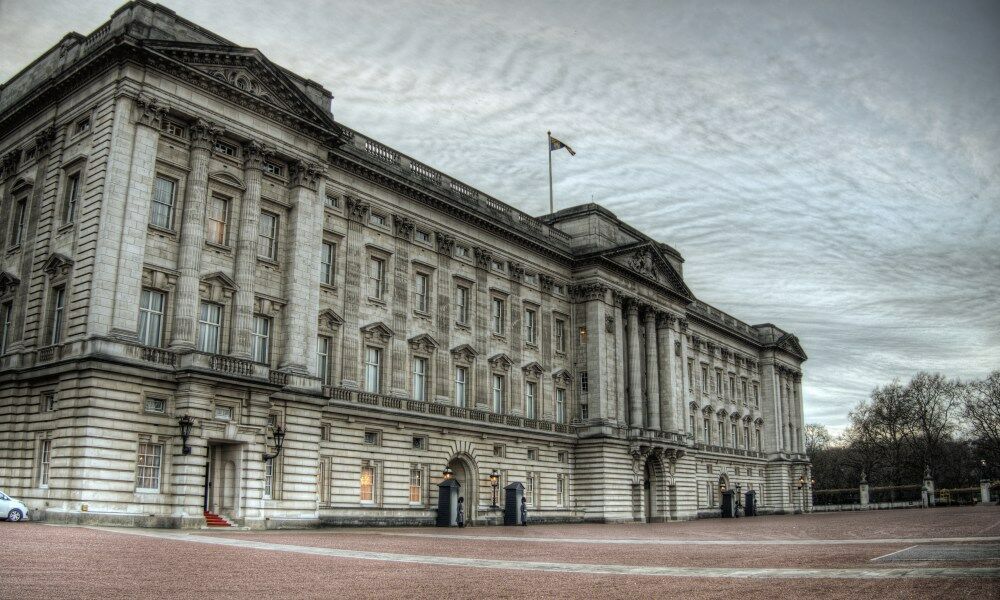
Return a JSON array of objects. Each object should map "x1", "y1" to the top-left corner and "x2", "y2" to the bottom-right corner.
[{"x1": 203, "y1": 511, "x2": 233, "y2": 527}]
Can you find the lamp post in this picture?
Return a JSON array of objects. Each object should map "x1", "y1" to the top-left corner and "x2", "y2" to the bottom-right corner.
[
  {"x1": 735, "y1": 483, "x2": 743, "y2": 517},
  {"x1": 262, "y1": 426, "x2": 286, "y2": 461},
  {"x1": 178, "y1": 415, "x2": 194, "y2": 455},
  {"x1": 489, "y1": 469, "x2": 500, "y2": 510},
  {"x1": 442, "y1": 466, "x2": 454, "y2": 480}
]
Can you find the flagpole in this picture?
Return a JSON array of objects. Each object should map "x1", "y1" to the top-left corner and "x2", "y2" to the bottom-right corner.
[{"x1": 547, "y1": 130, "x2": 554, "y2": 214}]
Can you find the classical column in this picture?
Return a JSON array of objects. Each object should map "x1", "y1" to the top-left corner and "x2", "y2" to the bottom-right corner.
[
  {"x1": 644, "y1": 306, "x2": 660, "y2": 431},
  {"x1": 778, "y1": 368, "x2": 791, "y2": 451},
  {"x1": 657, "y1": 313, "x2": 675, "y2": 432},
  {"x1": 171, "y1": 118, "x2": 223, "y2": 350},
  {"x1": 613, "y1": 293, "x2": 627, "y2": 425},
  {"x1": 794, "y1": 372, "x2": 806, "y2": 453},
  {"x1": 278, "y1": 161, "x2": 324, "y2": 374},
  {"x1": 473, "y1": 247, "x2": 492, "y2": 410},
  {"x1": 231, "y1": 140, "x2": 271, "y2": 359},
  {"x1": 626, "y1": 300, "x2": 643, "y2": 428},
  {"x1": 433, "y1": 233, "x2": 455, "y2": 403},
  {"x1": 390, "y1": 215, "x2": 413, "y2": 397},
  {"x1": 339, "y1": 197, "x2": 369, "y2": 388},
  {"x1": 110, "y1": 94, "x2": 167, "y2": 338},
  {"x1": 678, "y1": 318, "x2": 690, "y2": 436}
]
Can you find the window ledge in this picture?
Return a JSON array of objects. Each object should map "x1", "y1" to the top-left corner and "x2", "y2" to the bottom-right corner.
[
  {"x1": 257, "y1": 257, "x2": 280, "y2": 269},
  {"x1": 320, "y1": 283, "x2": 338, "y2": 293},
  {"x1": 455, "y1": 322, "x2": 470, "y2": 331},
  {"x1": 205, "y1": 241, "x2": 232, "y2": 253},
  {"x1": 491, "y1": 333, "x2": 507, "y2": 342},
  {"x1": 57, "y1": 222, "x2": 76, "y2": 235},
  {"x1": 413, "y1": 309, "x2": 431, "y2": 319},
  {"x1": 524, "y1": 342, "x2": 538, "y2": 350},
  {"x1": 147, "y1": 224, "x2": 177, "y2": 237},
  {"x1": 367, "y1": 297, "x2": 387, "y2": 307}
]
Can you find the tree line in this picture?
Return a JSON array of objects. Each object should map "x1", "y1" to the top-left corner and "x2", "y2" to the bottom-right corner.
[{"x1": 806, "y1": 370, "x2": 999, "y2": 490}]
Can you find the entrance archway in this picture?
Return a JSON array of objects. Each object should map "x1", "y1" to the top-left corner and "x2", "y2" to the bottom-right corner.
[
  {"x1": 643, "y1": 456, "x2": 667, "y2": 522},
  {"x1": 446, "y1": 453, "x2": 478, "y2": 525},
  {"x1": 717, "y1": 473, "x2": 730, "y2": 508}
]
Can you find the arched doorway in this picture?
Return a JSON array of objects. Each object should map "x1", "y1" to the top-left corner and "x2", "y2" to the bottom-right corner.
[
  {"x1": 717, "y1": 473, "x2": 730, "y2": 508},
  {"x1": 643, "y1": 456, "x2": 667, "y2": 522},
  {"x1": 446, "y1": 454, "x2": 478, "y2": 525},
  {"x1": 644, "y1": 461, "x2": 655, "y2": 521}
]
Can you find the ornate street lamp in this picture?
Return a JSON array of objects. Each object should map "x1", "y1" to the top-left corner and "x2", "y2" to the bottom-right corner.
[
  {"x1": 262, "y1": 425, "x2": 286, "y2": 461},
  {"x1": 442, "y1": 467, "x2": 454, "y2": 480},
  {"x1": 178, "y1": 415, "x2": 194, "y2": 455},
  {"x1": 489, "y1": 469, "x2": 500, "y2": 509},
  {"x1": 797, "y1": 475, "x2": 806, "y2": 490}
]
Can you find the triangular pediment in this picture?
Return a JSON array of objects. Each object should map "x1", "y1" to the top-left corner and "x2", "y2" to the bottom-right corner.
[
  {"x1": 0, "y1": 270, "x2": 20, "y2": 296},
  {"x1": 605, "y1": 242, "x2": 693, "y2": 299},
  {"x1": 141, "y1": 41, "x2": 335, "y2": 130},
  {"x1": 552, "y1": 368, "x2": 573, "y2": 385},
  {"x1": 408, "y1": 333, "x2": 439, "y2": 353},
  {"x1": 42, "y1": 253, "x2": 73, "y2": 276},
  {"x1": 521, "y1": 361, "x2": 544, "y2": 377},
  {"x1": 776, "y1": 334, "x2": 807, "y2": 360},
  {"x1": 200, "y1": 271, "x2": 238, "y2": 291},
  {"x1": 318, "y1": 308, "x2": 344, "y2": 329},
  {"x1": 361, "y1": 321, "x2": 394, "y2": 344},
  {"x1": 488, "y1": 353, "x2": 513, "y2": 371},
  {"x1": 450, "y1": 344, "x2": 479, "y2": 362}
]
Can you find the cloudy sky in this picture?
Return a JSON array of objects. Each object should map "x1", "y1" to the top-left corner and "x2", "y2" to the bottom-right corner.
[{"x1": 2, "y1": 0, "x2": 998, "y2": 433}]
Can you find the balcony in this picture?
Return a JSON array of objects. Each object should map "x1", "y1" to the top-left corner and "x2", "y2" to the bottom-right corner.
[{"x1": 323, "y1": 386, "x2": 575, "y2": 435}]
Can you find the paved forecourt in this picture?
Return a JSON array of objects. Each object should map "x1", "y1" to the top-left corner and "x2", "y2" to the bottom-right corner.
[{"x1": 2, "y1": 506, "x2": 997, "y2": 599}]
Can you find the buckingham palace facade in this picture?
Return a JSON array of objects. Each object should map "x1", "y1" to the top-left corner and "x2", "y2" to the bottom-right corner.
[{"x1": 0, "y1": 2, "x2": 810, "y2": 528}]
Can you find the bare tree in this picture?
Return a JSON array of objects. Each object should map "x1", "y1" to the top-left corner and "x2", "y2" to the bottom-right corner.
[
  {"x1": 852, "y1": 380, "x2": 912, "y2": 487},
  {"x1": 964, "y1": 370, "x2": 1000, "y2": 469},
  {"x1": 804, "y1": 423, "x2": 832, "y2": 455},
  {"x1": 903, "y1": 372, "x2": 961, "y2": 475}
]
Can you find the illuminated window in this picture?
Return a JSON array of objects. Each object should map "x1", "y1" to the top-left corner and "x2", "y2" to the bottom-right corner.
[
  {"x1": 135, "y1": 443, "x2": 162, "y2": 492},
  {"x1": 409, "y1": 468, "x2": 423, "y2": 504},
  {"x1": 360, "y1": 465, "x2": 375, "y2": 503},
  {"x1": 206, "y1": 195, "x2": 229, "y2": 245}
]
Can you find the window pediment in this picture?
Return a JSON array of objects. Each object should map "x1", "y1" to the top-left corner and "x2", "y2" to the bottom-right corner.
[
  {"x1": 361, "y1": 321, "x2": 393, "y2": 344},
  {"x1": 450, "y1": 344, "x2": 478, "y2": 363},
  {"x1": 488, "y1": 353, "x2": 513, "y2": 372},
  {"x1": 551, "y1": 369, "x2": 572, "y2": 385},
  {"x1": 318, "y1": 308, "x2": 343, "y2": 331},
  {"x1": 208, "y1": 170, "x2": 246, "y2": 191},
  {"x1": 141, "y1": 267, "x2": 178, "y2": 291},
  {"x1": 0, "y1": 271, "x2": 20, "y2": 297},
  {"x1": 43, "y1": 253, "x2": 73, "y2": 281},
  {"x1": 408, "y1": 333, "x2": 439, "y2": 354},
  {"x1": 199, "y1": 271, "x2": 238, "y2": 302},
  {"x1": 521, "y1": 361, "x2": 544, "y2": 378}
]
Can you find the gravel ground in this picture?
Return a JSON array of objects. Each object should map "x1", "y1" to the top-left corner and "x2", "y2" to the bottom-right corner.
[{"x1": 1, "y1": 505, "x2": 997, "y2": 600}]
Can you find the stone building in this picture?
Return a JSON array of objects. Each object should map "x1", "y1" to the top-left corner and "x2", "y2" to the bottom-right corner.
[{"x1": 0, "y1": 1, "x2": 810, "y2": 528}]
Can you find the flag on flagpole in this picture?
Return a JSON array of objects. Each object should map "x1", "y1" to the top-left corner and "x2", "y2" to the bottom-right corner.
[{"x1": 548, "y1": 134, "x2": 576, "y2": 156}]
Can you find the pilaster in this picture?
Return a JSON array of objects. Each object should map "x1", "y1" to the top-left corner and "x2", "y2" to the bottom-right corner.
[
  {"x1": 231, "y1": 140, "x2": 271, "y2": 359},
  {"x1": 626, "y1": 299, "x2": 643, "y2": 428},
  {"x1": 339, "y1": 196, "x2": 369, "y2": 388},
  {"x1": 643, "y1": 306, "x2": 660, "y2": 431}
]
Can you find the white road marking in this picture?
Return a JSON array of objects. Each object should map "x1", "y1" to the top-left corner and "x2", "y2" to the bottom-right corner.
[
  {"x1": 88, "y1": 527, "x2": 1000, "y2": 580},
  {"x1": 358, "y1": 532, "x2": 1000, "y2": 546},
  {"x1": 870, "y1": 546, "x2": 916, "y2": 562}
]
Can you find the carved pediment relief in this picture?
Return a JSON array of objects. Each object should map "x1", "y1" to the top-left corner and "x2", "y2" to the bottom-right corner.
[
  {"x1": 776, "y1": 334, "x2": 808, "y2": 361},
  {"x1": 141, "y1": 267, "x2": 178, "y2": 291},
  {"x1": 208, "y1": 170, "x2": 246, "y2": 190},
  {"x1": 0, "y1": 271, "x2": 20, "y2": 297},
  {"x1": 203, "y1": 67, "x2": 289, "y2": 109},
  {"x1": 361, "y1": 321, "x2": 393, "y2": 345},
  {"x1": 10, "y1": 177, "x2": 33, "y2": 194},
  {"x1": 552, "y1": 369, "x2": 573, "y2": 385},
  {"x1": 450, "y1": 344, "x2": 478, "y2": 363},
  {"x1": 318, "y1": 308, "x2": 344, "y2": 331},
  {"x1": 605, "y1": 242, "x2": 693, "y2": 299},
  {"x1": 199, "y1": 271, "x2": 238, "y2": 302},
  {"x1": 488, "y1": 353, "x2": 513, "y2": 372},
  {"x1": 254, "y1": 296, "x2": 285, "y2": 317},
  {"x1": 521, "y1": 361, "x2": 544, "y2": 378},
  {"x1": 408, "y1": 333, "x2": 439, "y2": 354},
  {"x1": 43, "y1": 253, "x2": 73, "y2": 281}
]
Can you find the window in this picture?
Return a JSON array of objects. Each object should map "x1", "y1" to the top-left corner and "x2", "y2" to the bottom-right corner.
[
  {"x1": 363, "y1": 431, "x2": 380, "y2": 446},
  {"x1": 579, "y1": 326, "x2": 588, "y2": 345},
  {"x1": 556, "y1": 475, "x2": 567, "y2": 507},
  {"x1": 263, "y1": 160, "x2": 284, "y2": 177},
  {"x1": 162, "y1": 120, "x2": 185, "y2": 137},
  {"x1": 49, "y1": 286, "x2": 65, "y2": 345},
  {"x1": 150, "y1": 176, "x2": 175, "y2": 229},
  {"x1": 729, "y1": 376, "x2": 735, "y2": 399},
  {"x1": 491, "y1": 298, "x2": 505, "y2": 334},
  {"x1": 206, "y1": 195, "x2": 229, "y2": 245},
  {"x1": 370, "y1": 212, "x2": 387, "y2": 227},
  {"x1": 455, "y1": 245, "x2": 470, "y2": 258},
  {"x1": 718, "y1": 419, "x2": 725, "y2": 445},
  {"x1": 491, "y1": 374, "x2": 504, "y2": 413},
  {"x1": 715, "y1": 371, "x2": 722, "y2": 395},
  {"x1": 689, "y1": 414, "x2": 695, "y2": 434},
  {"x1": 524, "y1": 308, "x2": 536, "y2": 344},
  {"x1": 753, "y1": 384, "x2": 760, "y2": 408},
  {"x1": 368, "y1": 256, "x2": 386, "y2": 300},
  {"x1": 197, "y1": 302, "x2": 223, "y2": 354},
  {"x1": 554, "y1": 318, "x2": 566, "y2": 353},
  {"x1": 557, "y1": 451, "x2": 568, "y2": 463},
  {"x1": 137, "y1": 289, "x2": 166, "y2": 347},
  {"x1": 251, "y1": 315, "x2": 271, "y2": 363},
  {"x1": 412, "y1": 356, "x2": 428, "y2": 401},
  {"x1": 553, "y1": 283, "x2": 565, "y2": 295},
  {"x1": 360, "y1": 465, "x2": 376, "y2": 503},
  {"x1": 524, "y1": 381, "x2": 537, "y2": 419},
  {"x1": 527, "y1": 448, "x2": 537, "y2": 461},
  {"x1": 325, "y1": 194, "x2": 340, "y2": 208},
  {"x1": 135, "y1": 442, "x2": 162, "y2": 492},
  {"x1": 10, "y1": 198, "x2": 26, "y2": 247},
  {"x1": 63, "y1": 173, "x2": 80, "y2": 224},
  {"x1": 703, "y1": 418, "x2": 710, "y2": 442},
  {"x1": 493, "y1": 444, "x2": 505, "y2": 457},
  {"x1": 707, "y1": 464, "x2": 714, "y2": 474},
  {"x1": 215, "y1": 406, "x2": 233, "y2": 421},
  {"x1": 75, "y1": 117, "x2": 90, "y2": 134},
  {"x1": 455, "y1": 285, "x2": 470, "y2": 325},
  {"x1": 258, "y1": 211, "x2": 279, "y2": 260},
  {"x1": 580, "y1": 371, "x2": 589, "y2": 394},
  {"x1": 700, "y1": 366, "x2": 708, "y2": 393},
  {"x1": 144, "y1": 397, "x2": 166, "y2": 414},
  {"x1": 491, "y1": 260, "x2": 505, "y2": 272},
  {"x1": 731, "y1": 423, "x2": 738, "y2": 447},
  {"x1": 412, "y1": 436, "x2": 427, "y2": 450},
  {"x1": 317, "y1": 336, "x2": 331, "y2": 385},
  {"x1": 581, "y1": 402, "x2": 589, "y2": 420},
  {"x1": 526, "y1": 473, "x2": 535, "y2": 505},
  {"x1": 409, "y1": 468, "x2": 423, "y2": 503},
  {"x1": 755, "y1": 428, "x2": 762, "y2": 451},
  {"x1": 214, "y1": 140, "x2": 238, "y2": 157},
  {"x1": 687, "y1": 358, "x2": 694, "y2": 391},
  {"x1": 415, "y1": 229, "x2": 431, "y2": 244},
  {"x1": 556, "y1": 388, "x2": 566, "y2": 423},
  {"x1": 42, "y1": 392, "x2": 56, "y2": 412},
  {"x1": 1, "y1": 301, "x2": 12, "y2": 355},
  {"x1": 744, "y1": 426, "x2": 751, "y2": 449},
  {"x1": 39, "y1": 440, "x2": 52, "y2": 488},
  {"x1": 454, "y1": 366, "x2": 467, "y2": 407},
  {"x1": 263, "y1": 458, "x2": 275, "y2": 499},
  {"x1": 414, "y1": 272, "x2": 429, "y2": 312},
  {"x1": 741, "y1": 379, "x2": 748, "y2": 403},
  {"x1": 320, "y1": 242, "x2": 336, "y2": 285},
  {"x1": 364, "y1": 346, "x2": 381, "y2": 393}
]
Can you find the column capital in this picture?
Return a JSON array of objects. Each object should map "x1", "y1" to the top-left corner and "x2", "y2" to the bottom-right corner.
[
  {"x1": 242, "y1": 139, "x2": 274, "y2": 171},
  {"x1": 345, "y1": 196, "x2": 370, "y2": 223},
  {"x1": 32, "y1": 125, "x2": 57, "y2": 157},
  {"x1": 538, "y1": 274, "x2": 554, "y2": 293},
  {"x1": 435, "y1": 231, "x2": 455, "y2": 255},
  {"x1": 657, "y1": 311, "x2": 678, "y2": 329},
  {"x1": 393, "y1": 214, "x2": 415, "y2": 238},
  {"x1": 571, "y1": 282, "x2": 608, "y2": 302},
  {"x1": 678, "y1": 317, "x2": 689, "y2": 332},
  {"x1": 625, "y1": 298, "x2": 640, "y2": 317},
  {"x1": 190, "y1": 119, "x2": 225, "y2": 152},
  {"x1": 473, "y1": 246, "x2": 493, "y2": 270},
  {"x1": 289, "y1": 160, "x2": 324, "y2": 191},
  {"x1": 135, "y1": 93, "x2": 168, "y2": 129}
]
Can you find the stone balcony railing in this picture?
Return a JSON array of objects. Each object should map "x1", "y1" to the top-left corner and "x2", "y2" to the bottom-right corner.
[
  {"x1": 324, "y1": 386, "x2": 576, "y2": 435},
  {"x1": 695, "y1": 442, "x2": 767, "y2": 459}
]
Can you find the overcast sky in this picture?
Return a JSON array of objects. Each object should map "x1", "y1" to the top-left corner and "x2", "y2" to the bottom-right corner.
[{"x1": 2, "y1": 0, "x2": 998, "y2": 434}]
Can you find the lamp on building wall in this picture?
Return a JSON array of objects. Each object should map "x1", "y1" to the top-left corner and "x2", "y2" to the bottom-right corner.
[
  {"x1": 262, "y1": 426, "x2": 286, "y2": 461},
  {"x1": 178, "y1": 415, "x2": 194, "y2": 455},
  {"x1": 442, "y1": 467, "x2": 454, "y2": 480},
  {"x1": 489, "y1": 469, "x2": 500, "y2": 509}
]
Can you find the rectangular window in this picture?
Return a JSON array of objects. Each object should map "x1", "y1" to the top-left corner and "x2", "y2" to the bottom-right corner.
[
  {"x1": 715, "y1": 371, "x2": 722, "y2": 395},
  {"x1": 580, "y1": 402, "x2": 589, "y2": 420},
  {"x1": 369, "y1": 256, "x2": 385, "y2": 300},
  {"x1": 524, "y1": 308, "x2": 536, "y2": 344},
  {"x1": 755, "y1": 428, "x2": 762, "y2": 451},
  {"x1": 39, "y1": 440, "x2": 52, "y2": 488},
  {"x1": 455, "y1": 245, "x2": 470, "y2": 258},
  {"x1": 370, "y1": 212, "x2": 387, "y2": 227},
  {"x1": 360, "y1": 465, "x2": 375, "y2": 503},
  {"x1": 557, "y1": 475, "x2": 567, "y2": 507},
  {"x1": 454, "y1": 366, "x2": 467, "y2": 407},
  {"x1": 744, "y1": 426, "x2": 751, "y2": 449},
  {"x1": 492, "y1": 374, "x2": 504, "y2": 413},
  {"x1": 703, "y1": 418, "x2": 710, "y2": 442},
  {"x1": 556, "y1": 388, "x2": 566, "y2": 423},
  {"x1": 493, "y1": 444, "x2": 505, "y2": 457},
  {"x1": 75, "y1": 117, "x2": 91, "y2": 134},
  {"x1": 137, "y1": 289, "x2": 166, "y2": 347},
  {"x1": 689, "y1": 414, "x2": 695, "y2": 434},
  {"x1": 63, "y1": 173, "x2": 81, "y2": 224},
  {"x1": 10, "y1": 198, "x2": 27, "y2": 248},
  {"x1": 731, "y1": 423, "x2": 738, "y2": 447},
  {"x1": 729, "y1": 376, "x2": 735, "y2": 399},
  {"x1": 412, "y1": 436, "x2": 427, "y2": 450},
  {"x1": 197, "y1": 302, "x2": 223, "y2": 354},
  {"x1": 215, "y1": 406, "x2": 233, "y2": 421},
  {"x1": 263, "y1": 160, "x2": 284, "y2": 177},
  {"x1": 325, "y1": 194, "x2": 339, "y2": 209},
  {"x1": 753, "y1": 384, "x2": 760, "y2": 408},
  {"x1": 491, "y1": 298, "x2": 505, "y2": 334},
  {"x1": 364, "y1": 346, "x2": 381, "y2": 393},
  {"x1": 258, "y1": 211, "x2": 279, "y2": 260},
  {"x1": 414, "y1": 272, "x2": 429, "y2": 312},
  {"x1": 1, "y1": 301, "x2": 12, "y2": 355},
  {"x1": 162, "y1": 120, "x2": 185, "y2": 137},
  {"x1": 49, "y1": 286, "x2": 65, "y2": 345},
  {"x1": 41, "y1": 392, "x2": 56, "y2": 412},
  {"x1": 412, "y1": 356, "x2": 427, "y2": 401},
  {"x1": 251, "y1": 315, "x2": 271, "y2": 363},
  {"x1": 526, "y1": 473, "x2": 535, "y2": 505},
  {"x1": 317, "y1": 336, "x2": 331, "y2": 385},
  {"x1": 579, "y1": 326, "x2": 588, "y2": 345},
  {"x1": 741, "y1": 379, "x2": 748, "y2": 403},
  {"x1": 206, "y1": 196, "x2": 229, "y2": 245},
  {"x1": 409, "y1": 468, "x2": 423, "y2": 504},
  {"x1": 263, "y1": 458, "x2": 275, "y2": 499},
  {"x1": 701, "y1": 366, "x2": 708, "y2": 393},
  {"x1": 558, "y1": 451, "x2": 568, "y2": 463},
  {"x1": 144, "y1": 397, "x2": 166, "y2": 414},
  {"x1": 554, "y1": 318, "x2": 566, "y2": 352},
  {"x1": 580, "y1": 371, "x2": 588, "y2": 394},
  {"x1": 718, "y1": 420, "x2": 725, "y2": 445},
  {"x1": 150, "y1": 176, "x2": 175, "y2": 229},
  {"x1": 363, "y1": 431, "x2": 380, "y2": 446},
  {"x1": 214, "y1": 140, "x2": 238, "y2": 157},
  {"x1": 687, "y1": 358, "x2": 694, "y2": 390},
  {"x1": 524, "y1": 381, "x2": 536, "y2": 419},
  {"x1": 455, "y1": 285, "x2": 469, "y2": 324},
  {"x1": 415, "y1": 229, "x2": 431, "y2": 244},
  {"x1": 320, "y1": 242, "x2": 336, "y2": 285},
  {"x1": 135, "y1": 442, "x2": 162, "y2": 492},
  {"x1": 527, "y1": 448, "x2": 537, "y2": 460}
]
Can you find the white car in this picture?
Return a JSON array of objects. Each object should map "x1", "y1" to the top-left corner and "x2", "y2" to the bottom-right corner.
[{"x1": 0, "y1": 490, "x2": 29, "y2": 522}]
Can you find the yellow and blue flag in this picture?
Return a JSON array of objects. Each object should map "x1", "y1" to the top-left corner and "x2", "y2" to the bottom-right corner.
[{"x1": 549, "y1": 134, "x2": 576, "y2": 156}]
